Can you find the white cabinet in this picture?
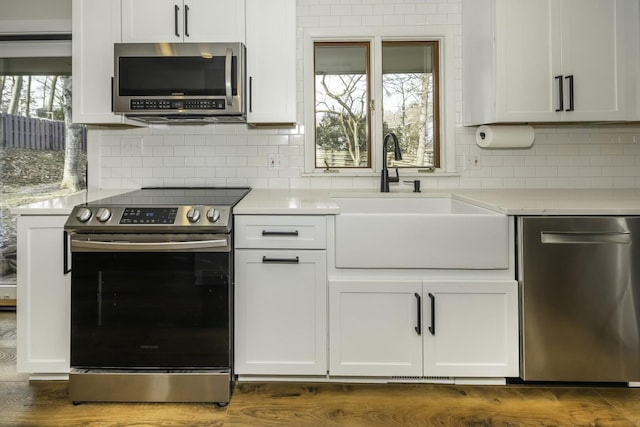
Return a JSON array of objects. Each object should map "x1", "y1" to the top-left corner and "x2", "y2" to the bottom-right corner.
[
  {"x1": 121, "y1": 0, "x2": 245, "y2": 43},
  {"x1": 329, "y1": 280, "x2": 519, "y2": 378},
  {"x1": 463, "y1": 0, "x2": 638, "y2": 124},
  {"x1": 16, "y1": 215, "x2": 70, "y2": 375},
  {"x1": 422, "y1": 282, "x2": 519, "y2": 378},
  {"x1": 234, "y1": 215, "x2": 327, "y2": 376},
  {"x1": 329, "y1": 281, "x2": 423, "y2": 377},
  {"x1": 245, "y1": 0, "x2": 296, "y2": 124},
  {"x1": 72, "y1": 0, "x2": 140, "y2": 125}
]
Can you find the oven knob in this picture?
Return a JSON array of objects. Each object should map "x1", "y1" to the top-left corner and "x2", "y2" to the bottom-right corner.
[
  {"x1": 76, "y1": 207, "x2": 92, "y2": 223},
  {"x1": 186, "y1": 207, "x2": 201, "y2": 223},
  {"x1": 96, "y1": 208, "x2": 112, "y2": 223},
  {"x1": 206, "y1": 208, "x2": 220, "y2": 223}
]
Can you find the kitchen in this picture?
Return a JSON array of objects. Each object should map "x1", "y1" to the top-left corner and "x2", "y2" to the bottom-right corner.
[{"x1": 5, "y1": 0, "x2": 640, "y2": 425}]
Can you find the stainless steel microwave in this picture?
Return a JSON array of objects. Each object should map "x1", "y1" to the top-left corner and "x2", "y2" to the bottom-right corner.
[{"x1": 113, "y1": 42, "x2": 246, "y2": 124}]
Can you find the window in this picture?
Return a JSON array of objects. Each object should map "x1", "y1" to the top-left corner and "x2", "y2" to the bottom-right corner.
[
  {"x1": 311, "y1": 38, "x2": 441, "y2": 173},
  {"x1": 382, "y1": 41, "x2": 439, "y2": 169},
  {"x1": 314, "y1": 42, "x2": 371, "y2": 168},
  {"x1": 1, "y1": 39, "x2": 86, "y2": 289}
]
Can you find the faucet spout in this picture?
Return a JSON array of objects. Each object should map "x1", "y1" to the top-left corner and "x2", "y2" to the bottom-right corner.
[{"x1": 381, "y1": 132, "x2": 402, "y2": 192}]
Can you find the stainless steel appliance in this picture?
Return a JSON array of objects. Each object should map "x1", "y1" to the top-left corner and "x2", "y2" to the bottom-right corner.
[
  {"x1": 518, "y1": 216, "x2": 640, "y2": 382},
  {"x1": 64, "y1": 187, "x2": 250, "y2": 404},
  {"x1": 113, "y1": 43, "x2": 246, "y2": 124}
]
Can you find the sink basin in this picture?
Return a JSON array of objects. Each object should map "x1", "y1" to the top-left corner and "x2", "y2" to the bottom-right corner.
[
  {"x1": 333, "y1": 196, "x2": 509, "y2": 269},
  {"x1": 335, "y1": 197, "x2": 493, "y2": 215}
]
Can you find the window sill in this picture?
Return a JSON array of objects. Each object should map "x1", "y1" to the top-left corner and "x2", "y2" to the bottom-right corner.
[{"x1": 301, "y1": 170, "x2": 461, "y2": 178}]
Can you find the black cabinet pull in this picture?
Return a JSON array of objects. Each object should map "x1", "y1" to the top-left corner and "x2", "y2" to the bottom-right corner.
[
  {"x1": 428, "y1": 293, "x2": 435, "y2": 335},
  {"x1": 184, "y1": 4, "x2": 190, "y2": 38},
  {"x1": 414, "y1": 293, "x2": 422, "y2": 335},
  {"x1": 565, "y1": 75, "x2": 574, "y2": 112},
  {"x1": 174, "y1": 5, "x2": 180, "y2": 37},
  {"x1": 554, "y1": 75, "x2": 563, "y2": 112},
  {"x1": 262, "y1": 256, "x2": 299, "y2": 264},
  {"x1": 63, "y1": 231, "x2": 71, "y2": 274},
  {"x1": 249, "y1": 76, "x2": 253, "y2": 113},
  {"x1": 110, "y1": 77, "x2": 114, "y2": 112},
  {"x1": 261, "y1": 230, "x2": 299, "y2": 237}
]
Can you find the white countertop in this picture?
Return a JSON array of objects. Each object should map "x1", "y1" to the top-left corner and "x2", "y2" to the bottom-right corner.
[
  {"x1": 10, "y1": 188, "x2": 139, "y2": 215},
  {"x1": 234, "y1": 188, "x2": 640, "y2": 216},
  {"x1": 12, "y1": 187, "x2": 640, "y2": 216},
  {"x1": 454, "y1": 189, "x2": 640, "y2": 215}
]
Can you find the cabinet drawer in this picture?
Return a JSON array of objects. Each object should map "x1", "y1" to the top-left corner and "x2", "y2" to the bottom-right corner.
[{"x1": 234, "y1": 215, "x2": 326, "y2": 249}]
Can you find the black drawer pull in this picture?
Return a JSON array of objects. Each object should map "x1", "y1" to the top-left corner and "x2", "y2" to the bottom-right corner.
[
  {"x1": 262, "y1": 256, "x2": 300, "y2": 264},
  {"x1": 414, "y1": 292, "x2": 422, "y2": 335},
  {"x1": 428, "y1": 293, "x2": 435, "y2": 335},
  {"x1": 261, "y1": 230, "x2": 299, "y2": 237}
]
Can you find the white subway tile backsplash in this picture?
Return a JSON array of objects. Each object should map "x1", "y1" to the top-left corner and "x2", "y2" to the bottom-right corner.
[{"x1": 92, "y1": 1, "x2": 640, "y2": 190}]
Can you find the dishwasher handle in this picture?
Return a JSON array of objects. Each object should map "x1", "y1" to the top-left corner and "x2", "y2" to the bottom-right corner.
[{"x1": 540, "y1": 231, "x2": 631, "y2": 244}]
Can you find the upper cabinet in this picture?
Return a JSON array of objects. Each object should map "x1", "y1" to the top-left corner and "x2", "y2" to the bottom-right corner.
[
  {"x1": 73, "y1": 0, "x2": 296, "y2": 125},
  {"x1": 463, "y1": 0, "x2": 639, "y2": 125},
  {"x1": 245, "y1": 0, "x2": 297, "y2": 125},
  {"x1": 72, "y1": 0, "x2": 141, "y2": 125},
  {"x1": 121, "y1": 0, "x2": 245, "y2": 43}
]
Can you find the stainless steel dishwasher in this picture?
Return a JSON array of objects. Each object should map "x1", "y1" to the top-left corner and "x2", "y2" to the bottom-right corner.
[{"x1": 519, "y1": 216, "x2": 640, "y2": 382}]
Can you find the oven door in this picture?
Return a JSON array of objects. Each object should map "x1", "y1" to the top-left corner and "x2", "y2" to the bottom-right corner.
[{"x1": 69, "y1": 233, "x2": 232, "y2": 370}]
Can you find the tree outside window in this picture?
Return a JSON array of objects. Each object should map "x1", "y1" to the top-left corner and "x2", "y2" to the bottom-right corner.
[
  {"x1": 1, "y1": 56, "x2": 86, "y2": 288},
  {"x1": 313, "y1": 40, "x2": 440, "y2": 171},
  {"x1": 314, "y1": 43, "x2": 371, "y2": 169},
  {"x1": 382, "y1": 41, "x2": 439, "y2": 169}
]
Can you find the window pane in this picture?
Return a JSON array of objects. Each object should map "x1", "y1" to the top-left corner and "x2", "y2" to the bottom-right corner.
[
  {"x1": 314, "y1": 43, "x2": 370, "y2": 168},
  {"x1": 382, "y1": 42, "x2": 439, "y2": 168},
  {"x1": 1, "y1": 69, "x2": 86, "y2": 289}
]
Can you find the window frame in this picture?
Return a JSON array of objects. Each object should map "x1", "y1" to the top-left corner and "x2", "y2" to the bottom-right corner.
[
  {"x1": 303, "y1": 27, "x2": 457, "y2": 176},
  {"x1": 314, "y1": 41, "x2": 372, "y2": 169},
  {"x1": 381, "y1": 39, "x2": 441, "y2": 170}
]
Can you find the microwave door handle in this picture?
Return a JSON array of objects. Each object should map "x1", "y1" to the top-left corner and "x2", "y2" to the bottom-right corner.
[{"x1": 225, "y1": 48, "x2": 233, "y2": 106}]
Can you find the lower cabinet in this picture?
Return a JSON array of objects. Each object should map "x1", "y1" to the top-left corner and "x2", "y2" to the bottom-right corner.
[
  {"x1": 234, "y1": 249, "x2": 327, "y2": 375},
  {"x1": 329, "y1": 280, "x2": 519, "y2": 378},
  {"x1": 16, "y1": 215, "x2": 70, "y2": 375},
  {"x1": 329, "y1": 280, "x2": 423, "y2": 377}
]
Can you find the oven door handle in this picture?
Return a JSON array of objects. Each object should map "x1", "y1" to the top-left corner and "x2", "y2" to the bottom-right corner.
[{"x1": 71, "y1": 239, "x2": 229, "y2": 252}]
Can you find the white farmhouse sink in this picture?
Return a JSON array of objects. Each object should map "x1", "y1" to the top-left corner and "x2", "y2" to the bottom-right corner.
[{"x1": 333, "y1": 196, "x2": 509, "y2": 269}]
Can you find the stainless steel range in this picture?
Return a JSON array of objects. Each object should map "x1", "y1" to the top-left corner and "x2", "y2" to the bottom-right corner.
[{"x1": 64, "y1": 187, "x2": 250, "y2": 404}]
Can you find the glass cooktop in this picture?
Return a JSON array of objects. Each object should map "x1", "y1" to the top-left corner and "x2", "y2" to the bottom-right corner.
[{"x1": 85, "y1": 187, "x2": 251, "y2": 207}]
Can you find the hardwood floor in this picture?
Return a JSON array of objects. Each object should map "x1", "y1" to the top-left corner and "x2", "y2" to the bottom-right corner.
[{"x1": 2, "y1": 309, "x2": 640, "y2": 426}]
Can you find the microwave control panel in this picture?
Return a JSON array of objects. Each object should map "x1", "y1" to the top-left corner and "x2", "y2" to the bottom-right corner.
[{"x1": 130, "y1": 99, "x2": 226, "y2": 110}]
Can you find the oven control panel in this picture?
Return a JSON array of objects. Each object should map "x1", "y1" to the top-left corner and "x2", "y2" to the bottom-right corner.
[
  {"x1": 65, "y1": 205, "x2": 233, "y2": 233},
  {"x1": 120, "y1": 207, "x2": 178, "y2": 224}
]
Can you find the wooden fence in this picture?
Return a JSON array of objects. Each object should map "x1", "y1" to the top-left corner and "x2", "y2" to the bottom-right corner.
[{"x1": 0, "y1": 113, "x2": 86, "y2": 151}]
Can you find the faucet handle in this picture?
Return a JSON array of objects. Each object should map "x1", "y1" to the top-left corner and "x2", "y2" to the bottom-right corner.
[{"x1": 403, "y1": 179, "x2": 421, "y2": 193}]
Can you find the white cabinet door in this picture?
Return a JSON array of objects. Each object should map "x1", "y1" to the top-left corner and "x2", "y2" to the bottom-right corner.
[
  {"x1": 235, "y1": 250, "x2": 327, "y2": 375},
  {"x1": 72, "y1": 0, "x2": 137, "y2": 125},
  {"x1": 559, "y1": 0, "x2": 627, "y2": 121},
  {"x1": 463, "y1": 0, "x2": 636, "y2": 124},
  {"x1": 329, "y1": 280, "x2": 423, "y2": 377},
  {"x1": 122, "y1": 0, "x2": 244, "y2": 43},
  {"x1": 422, "y1": 281, "x2": 519, "y2": 378},
  {"x1": 494, "y1": 0, "x2": 558, "y2": 122},
  {"x1": 245, "y1": 0, "x2": 296, "y2": 124},
  {"x1": 188, "y1": 0, "x2": 244, "y2": 43},
  {"x1": 121, "y1": 0, "x2": 178, "y2": 43},
  {"x1": 16, "y1": 215, "x2": 70, "y2": 374}
]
